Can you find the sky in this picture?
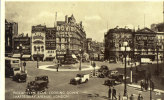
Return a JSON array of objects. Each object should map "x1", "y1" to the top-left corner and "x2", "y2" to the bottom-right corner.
[{"x1": 5, "y1": 1, "x2": 163, "y2": 42}]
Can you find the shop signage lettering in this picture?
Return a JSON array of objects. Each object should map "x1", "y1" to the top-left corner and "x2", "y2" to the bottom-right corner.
[
  {"x1": 136, "y1": 36, "x2": 155, "y2": 41},
  {"x1": 57, "y1": 26, "x2": 76, "y2": 32}
]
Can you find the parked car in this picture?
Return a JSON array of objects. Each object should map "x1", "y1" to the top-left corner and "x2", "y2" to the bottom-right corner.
[
  {"x1": 13, "y1": 72, "x2": 27, "y2": 82},
  {"x1": 70, "y1": 73, "x2": 89, "y2": 85},
  {"x1": 98, "y1": 65, "x2": 109, "y2": 78}
]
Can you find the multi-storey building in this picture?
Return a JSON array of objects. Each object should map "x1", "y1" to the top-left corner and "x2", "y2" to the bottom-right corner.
[
  {"x1": 151, "y1": 23, "x2": 164, "y2": 60},
  {"x1": 5, "y1": 19, "x2": 18, "y2": 56},
  {"x1": 31, "y1": 25, "x2": 46, "y2": 61},
  {"x1": 12, "y1": 34, "x2": 31, "y2": 60},
  {"x1": 56, "y1": 14, "x2": 86, "y2": 61},
  {"x1": 104, "y1": 27, "x2": 133, "y2": 62},
  {"x1": 45, "y1": 27, "x2": 56, "y2": 61},
  {"x1": 133, "y1": 28, "x2": 156, "y2": 60}
]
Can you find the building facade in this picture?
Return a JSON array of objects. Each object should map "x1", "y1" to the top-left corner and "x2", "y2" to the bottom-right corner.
[
  {"x1": 5, "y1": 19, "x2": 18, "y2": 56},
  {"x1": 56, "y1": 14, "x2": 86, "y2": 61},
  {"x1": 45, "y1": 28, "x2": 56, "y2": 61},
  {"x1": 31, "y1": 25, "x2": 46, "y2": 61},
  {"x1": 134, "y1": 28, "x2": 157, "y2": 60},
  {"x1": 12, "y1": 34, "x2": 31, "y2": 60},
  {"x1": 104, "y1": 27, "x2": 133, "y2": 62}
]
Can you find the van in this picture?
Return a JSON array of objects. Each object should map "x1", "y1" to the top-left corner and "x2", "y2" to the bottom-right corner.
[{"x1": 5, "y1": 57, "x2": 21, "y2": 77}]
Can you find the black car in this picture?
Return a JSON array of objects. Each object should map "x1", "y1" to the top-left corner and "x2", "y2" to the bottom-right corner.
[
  {"x1": 35, "y1": 76, "x2": 49, "y2": 88},
  {"x1": 104, "y1": 79, "x2": 116, "y2": 86},
  {"x1": 111, "y1": 74, "x2": 124, "y2": 83},
  {"x1": 26, "y1": 81, "x2": 46, "y2": 95},
  {"x1": 98, "y1": 65, "x2": 109, "y2": 78},
  {"x1": 13, "y1": 72, "x2": 27, "y2": 82},
  {"x1": 35, "y1": 75, "x2": 49, "y2": 83}
]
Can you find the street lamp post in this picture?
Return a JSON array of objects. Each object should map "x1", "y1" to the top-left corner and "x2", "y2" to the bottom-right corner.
[
  {"x1": 156, "y1": 45, "x2": 159, "y2": 76},
  {"x1": 37, "y1": 49, "x2": 39, "y2": 68},
  {"x1": 130, "y1": 63, "x2": 133, "y2": 84},
  {"x1": 17, "y1": 44, "x2": 23, "y2": 72},
  {"x1": 121, "y1": 42, "x2": 131, "y2": 97},
  {"x1": 79, "y1": 49, "x2": 82, "y2": 71}
]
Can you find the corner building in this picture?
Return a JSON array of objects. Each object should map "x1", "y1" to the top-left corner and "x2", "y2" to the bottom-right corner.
[{"x1": 56, "y1": 14, "x2": 86, "y2": 61}]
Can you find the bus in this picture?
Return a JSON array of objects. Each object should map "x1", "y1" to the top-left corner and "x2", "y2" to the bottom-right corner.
[{"x1": 5, "y1": 57, "x2": 21, "y2": 77}]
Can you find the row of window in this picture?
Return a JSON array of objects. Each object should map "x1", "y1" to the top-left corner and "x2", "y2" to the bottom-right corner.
[
  {"x1": 34, "y1": 46, "x2": 44, "y2": 52},
  {"x1": 47, "y1": 50, "x2": 55, "y2": 53}
]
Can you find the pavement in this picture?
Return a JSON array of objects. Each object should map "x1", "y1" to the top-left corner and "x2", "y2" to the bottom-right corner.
[
  {"x1": 38, "y1": 64, "x2": 100, "y2": 71},
  {"x1": 127, "y1": 84, "x2": 164, "y2": 94}
]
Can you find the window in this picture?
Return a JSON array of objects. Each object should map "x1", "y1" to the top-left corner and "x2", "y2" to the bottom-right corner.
[
  {"x1": 34, "y1": 46, "x2": 36, "y2": 51},
  {"x1": 41, "y1": 46, "x2": 44, "y2": 52},
  {"x1": 37, "y1": 46, "x2": 40, "y2": 51}
]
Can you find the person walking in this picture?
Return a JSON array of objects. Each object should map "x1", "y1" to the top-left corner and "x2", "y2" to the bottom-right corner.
[
  {"x1": 138, "y1": 94, "x2": 143, "y2": 100},
  {"x1": 151, "y1": 80, "x2": 154, "y2": 91},
  {"x1": 108, "y1": 86, "x2": 112, "y2": 99},
  {"x1": 140, "y1": 80, "x2": 143, "y2": 91},
  {"x1": 112, "y1": 87, "x2": 117, "y2": 100},
  {"x1": 145, "y1": 82, "x2": 148, "y2": 91},
  {"x1": 130, "y1": 94, "x2": 134, "y2": 100}
]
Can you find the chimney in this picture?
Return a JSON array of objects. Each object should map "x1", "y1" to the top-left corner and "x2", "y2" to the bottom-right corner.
[{"x1": 65, "y1": 15, "x2": 68, "y2": 23}]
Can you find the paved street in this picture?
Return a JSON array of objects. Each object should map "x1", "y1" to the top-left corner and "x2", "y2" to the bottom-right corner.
[{"x1": 5, "y1": 61, "x2": 164, "y2": 100}]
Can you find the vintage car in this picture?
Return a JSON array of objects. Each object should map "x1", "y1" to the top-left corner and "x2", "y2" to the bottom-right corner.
[
  {"x1": 35, "y1": 76, "x2": 49, "y2": 88},
  {"x1": 104, "y1": 79, "x2": 116, "y2": 86},
  {"x1": 70, "y1": 74, "x2": 89, "y2": 85},
  {"x1": 26, "y1": 81, "x2": 46, "y2": 95},
  {"x1": 98, "y1": 65, "x2": 109, "y2": 78},
  {"x1": 13, "y1": 72, "x2": 27, "y2": 82},
  {"x1": 35, "y1": 75, "x2": 49, "y2": 83},
  {"x1": 111, "y1": 74, "x2": 124, "y2": 83},
  {"x1": 108, "y1": 70, "x2": 119, "y2": 78}
]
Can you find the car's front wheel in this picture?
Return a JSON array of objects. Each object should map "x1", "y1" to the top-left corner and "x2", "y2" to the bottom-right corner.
[{"x1": 85, "y1": 79, "x2": 88, "y2": 83}]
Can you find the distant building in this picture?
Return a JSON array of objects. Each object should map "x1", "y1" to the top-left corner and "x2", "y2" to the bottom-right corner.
[
  {"x1": 104, "y1": 27, "x2": 133, "y2": 62},
  {"x1": 5, "y1": 19, "x2": 18, "y2": 56},
  {"x1": 12, "y1": 34, "x2": 31, "y2": 60},
  {"x1": 86, "y1": 38, "x2": 104, "y2": 61},
  {"x1": 151, "y1": 23, "x2": 164, "y2": 32}
]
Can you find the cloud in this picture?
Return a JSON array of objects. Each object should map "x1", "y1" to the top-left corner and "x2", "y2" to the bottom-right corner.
[{"x1": 84, "y1": 15, "x2": 101, "y2": 21}]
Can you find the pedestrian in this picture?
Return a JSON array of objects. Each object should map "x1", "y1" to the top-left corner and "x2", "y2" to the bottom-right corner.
[
  {"x1": 138, "y1": 94, "x2": 143, "y2": 100},
  {"x1": 151, "y1": 81, "x2": 154, "y2": 91},
  {"x1": 145, "y1": 82, "x2": 148, "y2": 91},
  {"x1": 130, "y1": 94, "x2": 134, "y2": 100},
  {"x1": 140, "y1": 81, "x2": 143, "y2": 91},
  {"x1": 118, "y1": 93, "x2": 121, "y2": 100},
  {"x1": 112, "y1": 87, "x2": 117, "y2": 100},
  {"x1": 108, "y1": 86, "x2": 112, "y2": 99}
]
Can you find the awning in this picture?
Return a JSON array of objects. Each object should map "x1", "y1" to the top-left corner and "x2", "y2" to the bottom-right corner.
[
  {"x1": 72, "y1": 54, "x2": 77, "y2": 59},
  {"x1": 12, "y1": 54, "x2": 21, "y2": 58},
  {"x1": 22, "y1": 55, "x2": 31, "y2": 58},
  {"x1": 33, "y1": 54, "x2": 44, "y2": 57}
]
